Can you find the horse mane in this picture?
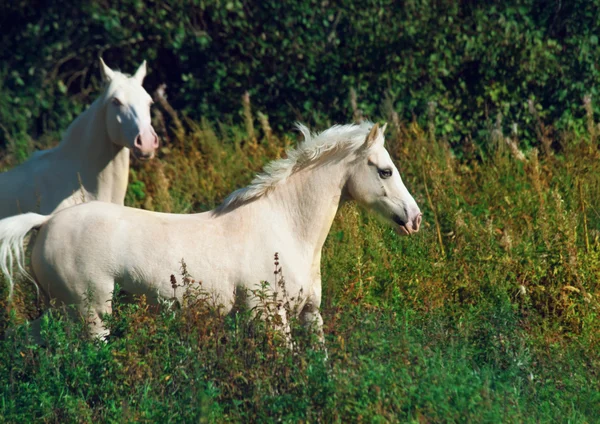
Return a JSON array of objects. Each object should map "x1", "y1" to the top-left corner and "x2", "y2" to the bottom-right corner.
[{"x1": 216, "y1": 121, "x2": 375, "y2": 212}]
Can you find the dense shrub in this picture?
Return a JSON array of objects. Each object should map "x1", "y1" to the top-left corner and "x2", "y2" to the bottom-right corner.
[{"x1": 2, "y1": 0, "x2": 600, "y2": 155}]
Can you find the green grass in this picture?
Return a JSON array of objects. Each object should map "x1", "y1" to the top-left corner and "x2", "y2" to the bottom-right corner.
[
  {"x1": 1, "y1": 299, "x2": 597, "y2": 422},
  {"x1": 0, "y1": 102, "x2": 599, "y2": 422}
]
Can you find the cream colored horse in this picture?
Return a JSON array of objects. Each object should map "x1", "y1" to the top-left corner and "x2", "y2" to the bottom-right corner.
[
  {"x1": 0, "y1": 59, "x2": 159, "y2": 218},
  {"x1": 0, "y1": 122, "x2": 421, "y2": 340}
]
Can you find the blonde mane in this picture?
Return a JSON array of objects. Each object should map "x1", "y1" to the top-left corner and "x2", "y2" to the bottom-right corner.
[{"x1": 217, "y1": 121, "x2": 375, "y2": 211}]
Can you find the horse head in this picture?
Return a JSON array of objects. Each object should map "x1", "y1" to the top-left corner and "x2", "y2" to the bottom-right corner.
[
  {"x1": 100, "y1": 58, "x2": 159, "y2": 160},
  {"x1": 344, "y1": 123, "x2": 422, "y2": 235}
]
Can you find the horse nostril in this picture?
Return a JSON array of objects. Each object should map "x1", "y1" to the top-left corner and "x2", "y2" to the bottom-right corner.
[
  {"x1": 153, "y1": 135, "x2": 159, "y2": 147},
  {"x1": 134, "y1": 135, "x2": 142, "y2": 148},
  {"x1": 414, "y1": 214, "x2": 422, "y2": 231}
]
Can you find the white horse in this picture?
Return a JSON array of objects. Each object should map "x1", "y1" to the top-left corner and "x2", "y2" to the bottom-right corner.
[
  {"x1": 0, "y1": 122, "x2": 421, "y2": 340},
  {"x1": 0, "y1": 58, "x2": 159, "y2": 219}
]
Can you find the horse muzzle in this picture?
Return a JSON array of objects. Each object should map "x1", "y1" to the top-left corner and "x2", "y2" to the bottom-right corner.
[
  {"x1": 132, "y1": 128, "x2": 159, "y2": 160},
  {"x1": 393, "y1": 213, "x2": 422, "y2": 235}
]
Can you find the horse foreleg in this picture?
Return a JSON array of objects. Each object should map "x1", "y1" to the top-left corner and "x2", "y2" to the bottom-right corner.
[
  {"x1": 302, "y1": 267, "x2": 325, "y2": 345},
  {"x1": 71, "y1": 280, "x2": 114, "y2": 340},
  {"x1": 300, "y1": 302, "x2": 325, "y2": 345},
  {"x1": 84, "y1": 298, "x2": 112, "y2": 340},
  {"x1": 27, "y1": 301, "x2": 111, "y2": 342},
  {"x1": 20, "y1": 305, "x2": 108, "y2": 344}
]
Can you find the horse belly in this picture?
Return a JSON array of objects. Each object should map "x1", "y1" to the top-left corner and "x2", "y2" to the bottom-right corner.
[{"x1": 229, "y1": 244, "x2": 311, "y2": 311}]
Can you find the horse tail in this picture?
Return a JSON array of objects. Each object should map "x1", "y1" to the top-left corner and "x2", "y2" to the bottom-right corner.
[{"x1": 0, "y1": 213, "x2": 51, "y2": 301}]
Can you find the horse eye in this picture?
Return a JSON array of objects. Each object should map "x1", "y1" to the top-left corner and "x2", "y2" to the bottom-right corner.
[
  {"x1": 111, "y1": 97, "x2": 123, "y2": 107},
  {"x1": 378, "y1": 168, "x2": 393, "y2": 179}
]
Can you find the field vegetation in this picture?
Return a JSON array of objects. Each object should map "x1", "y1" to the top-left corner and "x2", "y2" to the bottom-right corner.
[
  {"x1": 1, "y1": 0, "x2": 600, "y2": 422},
  {"x1": 1, "y1": 97, "x2": 599, "y2": 421}
]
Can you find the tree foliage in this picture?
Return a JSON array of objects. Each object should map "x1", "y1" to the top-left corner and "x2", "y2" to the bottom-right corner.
[{"x1": 1, "y1": 0, "x2": 599, "y2": 148}]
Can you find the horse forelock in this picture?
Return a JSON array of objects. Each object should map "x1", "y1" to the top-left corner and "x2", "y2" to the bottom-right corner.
[
  {"x1": 216, "y1": 121, "x2": 376, "y2": 212},
  {"x1": 101, "y1": 71, "x2": 143, "y2": 103}
]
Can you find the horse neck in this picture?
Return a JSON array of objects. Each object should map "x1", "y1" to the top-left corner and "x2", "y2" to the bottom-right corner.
[
  {"x1": 265, "y1": 159, "x2": 347, "y2": 251},
  {"x1": 56, "y1": 97, "x2": 130, "y2": 203}
]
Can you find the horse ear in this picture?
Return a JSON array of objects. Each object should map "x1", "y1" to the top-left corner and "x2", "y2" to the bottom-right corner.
[
  {"x1": 133, "y1": 60, "x2": 147, "y2": 83},
  {"x1": 381, "y1": 123, "x2": 388, "y2": 135},
  {"x1": 365, "y1": 123, "x2": 380, "y2": 148},
  {"x1": 99, "y1": 57, "x2": 115, "y2": 82}
]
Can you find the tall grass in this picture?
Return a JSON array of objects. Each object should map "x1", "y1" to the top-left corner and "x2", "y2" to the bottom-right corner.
[{"x1": 0, "y1": 95, "x2": 599, "y2": 422}]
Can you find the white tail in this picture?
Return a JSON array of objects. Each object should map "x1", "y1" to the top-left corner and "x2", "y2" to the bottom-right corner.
[{"x1": 0, "y1": 213, "x2": 51, "y2": 300}]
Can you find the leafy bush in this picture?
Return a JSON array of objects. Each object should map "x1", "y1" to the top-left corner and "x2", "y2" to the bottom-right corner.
[{"x1": 2, "y1": 0, "x2": 600, "y2": 153}]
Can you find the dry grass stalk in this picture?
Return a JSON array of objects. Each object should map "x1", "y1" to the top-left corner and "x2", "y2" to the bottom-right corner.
[
  {"x1": 504, "y1": 123, "x2": 526, "y2": 162},
  {"x1": 350, "y1": 87, "x2": 363, "y2": 123},
  {"x1": 422, "y1": 164, "x2": 445, "y2": 258},
  {"x1": 154, "y1": 84, "x2": 185, "y2": 142},
  {"x1": 527, "y1": 148, "x2": 550, "y2": 248},
  {"x1": 257, "y1": 111, "x2": 273, "y2": 147},
  {"x1": 427, "y1": 101, "x2": 437, "y2": 141},
  {"x1": 492, "y1": 112, "x2": 505, "y2": 157},
  {"x1": 242, "y1": 91, "x2": 257, "y2": 148},
  {"x1": 505, "y1": 137, "x2": 526, "y2": 162},
  {"x1": 583, "y1": 94, "x2": 595, "y2": 145},
  {"x1": 144, "y1": 160, "x2": 172, "y2": 212},
  {"x1": 578, "y1": 179, "x2": 590, "y2": 253},
  {"x1": 381, "y1": 92, "x2": 401, "y2": 146},
  {"x1": 152, "y1": 105, "x2": 169, "y2": 145},
  {"x1": 527, "y1": 100, "x2": 553, "y2": 157},
  {"x1": 505, "y1": 138, "x2": 526, "y2": 162}
]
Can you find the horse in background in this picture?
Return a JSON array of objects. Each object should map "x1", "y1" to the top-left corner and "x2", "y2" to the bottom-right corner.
[{"x1": 0, "y1": 58, "x2": 159, "y2": 218}]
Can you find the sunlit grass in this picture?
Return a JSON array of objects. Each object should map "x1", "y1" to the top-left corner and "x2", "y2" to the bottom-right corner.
[{"x1": 0, "y1": 97, "x2": 599, "y2": 421}]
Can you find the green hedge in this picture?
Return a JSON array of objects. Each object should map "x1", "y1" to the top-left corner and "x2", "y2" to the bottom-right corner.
[{"x1": 1, "y1": 0, "x2": 599, "y2": 150}]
